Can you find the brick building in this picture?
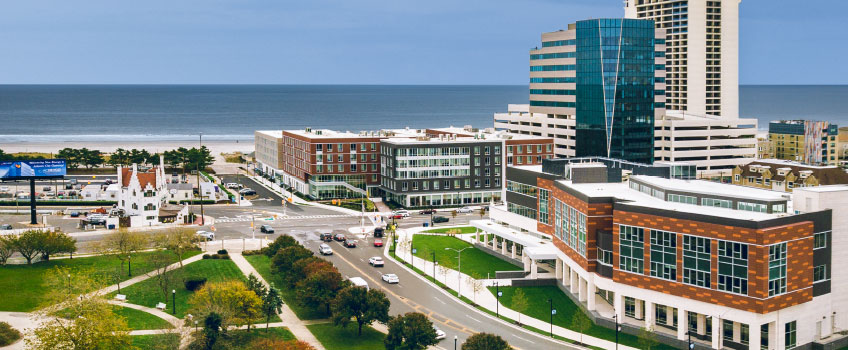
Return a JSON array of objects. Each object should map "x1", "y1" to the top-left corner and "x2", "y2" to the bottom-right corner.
[{"x1": 472, "y1": 158, "x2": 845, "y2": 350}]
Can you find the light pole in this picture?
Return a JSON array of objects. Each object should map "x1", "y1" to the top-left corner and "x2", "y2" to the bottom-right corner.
[
  {"x1": 687, "y1": 331, "x2": 694, "y2": 350},
  {"x1": 445, "y1": 247, "x2": 470, "y2": 297},
  {"x1": 195, "y1": 320, "x2": 199, "y2": 334},
  {"x1": 548, "y1": 298, "x2": 555, "y2": 337},
  {"x1": 196, "y1": 132, "x2": 205, "y2": 226},
  {"x1": 495, "y1": 281, "x2": 501, "y2": 318},
  {"x1": 454, "y1": 335, "x2": 457, "y2": 350},
  {"x1": 614, "y1": 314, "x2": 621, "y2": 350},
  {"x1": 172, "y1": 289, "x2": 176, "y2": 315}
]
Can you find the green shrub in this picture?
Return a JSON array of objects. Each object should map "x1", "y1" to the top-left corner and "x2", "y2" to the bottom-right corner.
[
  {"x1": 217, "y1": 249, "x2": 228, "y2": 255},
  {"x1": 202, "y1": 254, "x2": 212, "y2": 259},
  {"x1": 0, "y1": 322, "x2": 21, "y2": 346},
  {"x1": 184, "y1": 277, "x2": 208, "y2": 291}
]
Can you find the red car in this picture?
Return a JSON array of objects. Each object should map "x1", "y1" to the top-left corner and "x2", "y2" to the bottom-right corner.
[
  {"x1": 390, "y1": 214, "x2": 404, "y2": 219},
  {"x1": 373, "y1": 238, "x2": 383, "y2": 247},
  {"x1": 344, "y1": 239, "x2": 357, "y2": 248}
]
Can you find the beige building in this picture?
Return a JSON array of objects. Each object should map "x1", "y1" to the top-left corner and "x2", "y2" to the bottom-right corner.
[
  {"x1": 731, "y1": 159, "x2": 848, "y2": 193},
  {"x1": 757, "y1": 133, "x2": 775, "y2": 159},
  {"x1": 254, "y1": 130, "x2": 284, "y2": 172},
  {"x1": 625, "y1": 0, "x2": 740, "y2": 118}
]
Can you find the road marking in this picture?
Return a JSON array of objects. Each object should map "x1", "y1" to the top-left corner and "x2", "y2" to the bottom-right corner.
[
  {"x1": 466, "y1": 316, "x2": 481, "y2": 323},
  {"x1": 512, "y1": 335, "x2": 534, "y2": 343},
  {"x1": 434, "y1": 297, "x2": 446, "y2": 305}
]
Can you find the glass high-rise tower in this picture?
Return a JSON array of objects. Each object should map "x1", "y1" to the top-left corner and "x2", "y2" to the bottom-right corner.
[{"x1": 528, "y1": 18, "x2": 665, "y2": 163}]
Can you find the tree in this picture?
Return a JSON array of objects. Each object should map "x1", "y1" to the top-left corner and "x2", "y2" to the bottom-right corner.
[
  {"x1": 108, "y1": 148, "x2": 129, "y2": 168},
  {"x1": 80, "y1": 149, "x2": 104, "y2": 169},
  {"x1": 570, "y1": 312, "x2": 592, "y2": 345},
  {"x1": 34, "y1": 230, "x2": 76, "y2": 261},
  {"x1": 331, "y1": 286, "x2": 390, "y2": 336},
  {"x1": 637, "y1": 326, "x2": 659, "y2": 350},
  {"x1": 56, "y1": 148, "x2": 81, "y2": 169},
  {"x1": 27, "y1": 269, "x2": 132, "y2": 350},
  {"x1": 263, "y1": 234, "x2": 299, "y2": 257},
  {"x1": 96, "y1": 229, "x2": 148, "y2": 276},
  {"x1": 11, "y1": 230, "x2": 41, "y2": 264},
  {"x1": 203, "y1": 312, "x2": 223, "y2": 350},
  {"x1": 384, "y1": 312, "x2": 438, "y2": 350},
  {"x1": 271, "y1": 245, "x2": 314, "y2": 281},
  {"x1": 261, "y1": 284, "x2": 284, "y2": 331},
  {"x1": 437, "y1": 264, "x2": 449, "y2": 284},
  {"x1": 189, "y1": 281, "x2": 263, "y2": 331},
  {"x1": 163, "y1": 150, "x2": 182, "y2": 170},
  {"x1": 249, "y1": 339, "x2": 315, "y2": 350},
  {"x1": 461, "y1": 333, "x2": 512, "y2": 350},
  {"x1": 289, "y1": 256, "x2": 332, "y2": 285},
  {"x1": 155, "y1": 227, "x2": 199, "y2": 268},
  {"x1": 246, "y1": 273, "x2": 267, "y2": 299},
  {"x1": 469, "y1": 273, "x2": 485, "y2": 304},
  {"x1": 0, "y1": 236, "x2": 15, "y2": 265},
  {"x1": 296, "y1": 265, "x2": 346, "y2": 316},
  {"x1": 478, "y1": 208, "x2": 486, "y2": 219},
  {"x1": 147, "y1": 250, "x2": 181, "y2": 303},
  {"x1": 510, "y1": 289, "x2": 528, "y2": 325}
]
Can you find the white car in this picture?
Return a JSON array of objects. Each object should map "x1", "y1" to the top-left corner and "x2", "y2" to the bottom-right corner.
[
  {"x1": 196, "y1": 231, "x2": 215, "y2": 241},
  {"x1": 434, "y1": 327, "x2": 446, "y2": 340},
  {"x1": 0, "y1": 186, "x2": 9, "y2": 192},
  {"x1": 319, "y1": 243, "x2": 333, "y2": 255},
  {"x1": 391, "y1": 210, "x2": 410, "y2": 217},
  {"x1": 456, "y1": 206, "x2": 474, "y2": 213},
  {"x1": 225, "y1": 182, "x2": 239, "y2": 189},
  {"x1": 381, "y1": 273, "x2": 399, "y2": 284},
  {"x1": 369, "y1": 257, "x2": 384, "y2": 267}
]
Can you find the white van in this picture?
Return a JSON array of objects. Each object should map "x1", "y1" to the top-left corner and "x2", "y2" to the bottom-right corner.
[{"x1": 349, "y1": 277, "x2": 369, "y2": 291}]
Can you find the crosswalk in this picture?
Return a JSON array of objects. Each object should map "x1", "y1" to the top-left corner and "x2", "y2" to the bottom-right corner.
[{"x1": 214, "y1": 214, "x2": 354, "y2": 223}]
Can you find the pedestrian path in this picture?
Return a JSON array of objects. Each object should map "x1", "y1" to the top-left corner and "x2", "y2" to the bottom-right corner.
[
  {"x1": 108, "y1": 300, "x2": 180, "y2": 328},
  {"x1": 229, "y1": 253, "x2": 327, "y2": 350},
  {"x1": 393, "y1": 228, "x2": 639, "y2": 350}
]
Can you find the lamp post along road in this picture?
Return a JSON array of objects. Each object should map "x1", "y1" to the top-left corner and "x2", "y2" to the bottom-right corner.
[
  {"x1": 197, "y1": 132, "x2": 205, "y2": 225},
  {"x1": 172, "y1": 289, "x2": 176, "y2": 315},
  {"x1": 445, "y1": 247, "x2": 470, "y2": 298}
]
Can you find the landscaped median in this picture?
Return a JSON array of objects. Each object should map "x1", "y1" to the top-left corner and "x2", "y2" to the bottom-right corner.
[{"x1": 392, "y1": 227, "x2": 675, "y2": 350}]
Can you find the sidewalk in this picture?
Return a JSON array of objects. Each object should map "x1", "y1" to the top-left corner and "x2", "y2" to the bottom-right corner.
[
  {"x1": 108, "y1": 300, "x2": 181, "y2": 328},
  {"x1": 230, "y1": 253, "x2": 327, "y2": 350},
  {"x1": 393, "y1": 228, "x2": 639, "y2": 350}
]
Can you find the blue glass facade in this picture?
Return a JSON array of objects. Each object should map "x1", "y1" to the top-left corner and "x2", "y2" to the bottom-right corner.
[{"x1": 574, "y1": 18, "x2": 657, "y2": 163}]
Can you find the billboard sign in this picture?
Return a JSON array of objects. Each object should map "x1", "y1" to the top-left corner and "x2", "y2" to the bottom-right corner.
[{"x1": 0, "y1": 159, "x2": 67, "y2": 180}]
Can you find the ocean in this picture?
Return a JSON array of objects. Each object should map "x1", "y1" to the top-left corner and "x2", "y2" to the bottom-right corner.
[{"x1": 1, "y1": 84, "x2": 846, "y2": 142}]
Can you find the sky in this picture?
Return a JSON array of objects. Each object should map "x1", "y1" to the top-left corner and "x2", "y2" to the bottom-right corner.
[{"x1": 0, "y1": 0, "x2": 845, "y2": 85}]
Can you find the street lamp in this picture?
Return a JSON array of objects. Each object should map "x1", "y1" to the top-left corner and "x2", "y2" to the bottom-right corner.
[
  {"x1": 445, "y1": 247, "x2": 470, "y2": 297},
  {"x1": 613, "y1": 314, "x2": 621, "y2": 350},
  {"x1": 172, "y1": 289, "x2": 176, "y2": 315},
  {"x1": 495, "y1": 281, "x2": 502, "y2": 318},
  {"x1": 197, "y1": 132, "x2": 205, "y2": 226},
  {"x1": 454, "y1": 335, "x2": 457, "y2": 350},
  {"x1": 548, "y1": 298, "x2": 556, "y2": 338},
  {"x1": 687, "y1": 331, "x2": 694, "y2": 350}
]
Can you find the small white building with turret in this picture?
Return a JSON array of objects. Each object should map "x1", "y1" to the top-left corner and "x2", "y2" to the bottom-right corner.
[{"x1": 117, "y1": 155, "x2": 170, "y2": 226}]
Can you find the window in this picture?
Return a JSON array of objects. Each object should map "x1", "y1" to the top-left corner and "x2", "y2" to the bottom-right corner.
[
  {"x1": 683, "y1": 236, "x2": 711, "y2": 288},
  {"x1": 619, "y1": 225, "x2": 645, "y2": 274},
  {"x1": 650, "y1": 230, "x2": 677, "y2": 281},
  {"x1": 814, "y1": 231, "x2": 828, "y2": 249},
  {"x1": 337, "y1": 164, "x2": 343, "y2": 172},
  {"x1": 316, "y1": 144, "x2": 323, "y2": 152},
  {"x1": 738, "y1": 201, "x2": 768, "y2": 213},
  {"x1": 814, "y1": 265, "x2": 828, "y2": 282},
  {"x1": 598, "y1": 247, "x2": 613, "y2": 266},
  {"x1": 723, "y1": 320, "x2": 734, "y2": 342},
  {"x1": 741, "y1": 324, "x2": 750, "y2": 345},
  {"x1": 718, "y1": 241, "x2": 748, "y2": 295},
  {"x1": 785, "y1": 321, "x2": 796, "y2": 349},
  {"x1": 538, "y1": 189, "x2": 550, "y2": 225},
  {"x1": 327, "y1": 144, "x2": 333, "y2": 151},
  {"x1": 702, "y1": 198, "x2": 732, "y2": 208},
  {"x1": 508, "y1": 203, "x2": 537, "y2": 220},
  {"x1": 734, "y1": 174, "x2": 740, "y2": 182},
  {"x1": 668, "y1": 194, "x2": 697, "y2": 205},
  {"x1": 768, "y1": 243, "x2": 787, "y2": 296},
  {"x1": 337, "y1": 154, "x2": 343, "y2": 162},
  {"x1": 624, "y1": 297, "x2": 636, "y2": 318}
]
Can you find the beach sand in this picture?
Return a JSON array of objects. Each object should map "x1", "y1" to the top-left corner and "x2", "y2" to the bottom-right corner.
[{"x1": 0, "y1": 140, "x2": 254, "y2": 157}]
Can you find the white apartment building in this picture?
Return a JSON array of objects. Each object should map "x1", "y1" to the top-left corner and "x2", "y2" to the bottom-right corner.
[
  {"x1": 655, "y1": 111, "x2": 757, "y2": 178},
  {"x1": 625, "y1": 0, "x2": 740, "y2": 118},
  {"x1": 495, "y1": 105, "x2": 757, "y2": 178}
]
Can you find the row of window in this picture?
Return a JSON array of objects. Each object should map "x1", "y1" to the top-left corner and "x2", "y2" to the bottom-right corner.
[
  {"x1": 316, "y1": 153, "x2": 377, "y2": 163},
  {"x1": 530, "y1": 52, "x2": 576, "y2": 60},
  {"x1": 507, "y1": 144, "x2": 552, "y2": 154},
  {"x1": 315, "y1": 163, "x2": 377, "y2": 173},
  {"x1": 541, "y1": 39, "x2": 576, "y2": 47},
  {"x1": 555, "y1": 199, "x2": 587, "y2": 256},
  {"x1": 530, "y1": 77, "x2": 576, "y2": 84},
  {"x1": 529, "y1": 101, "x2": 577, "y2": 108},
  {"x1": 316, "y1": 142, "x2": 377, "y2": 152},
  {"x1": 530, "y1": 65, "x2": 576, "y2": 71},
  {"x1": 530, "y1": 89, "x2": 577, "y2": 96},
  {"x1": 506, "y1": 180, "x2": 537, "y2": 197},
  {"x1": 507, "y1": 202, "x2": 537, "y2": 220},
  {"x1": 385, "y1": 177, "x2": 500, "y2": 192}
]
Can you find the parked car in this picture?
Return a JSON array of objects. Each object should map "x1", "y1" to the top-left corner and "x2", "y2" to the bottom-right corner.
[
  {"x1": 320, "y1": 233, "x2": 334, "y2": 242},
  {"x1": 373, "y1": 227, "x2": 384, "y2": 238},
  {"x1": 239, "y1": 188, "x2": 257, "y2": 195},
  {"x1": 381, "y1": 273, "x2": 399, "y2": 284},
  {"x1": 260, "y1": 225, "x2": 275, "y2": 234},
  {"x1": 225, "y1": 182, "x2": 240, "y2": 189},
  {"x1": 0, "y1": 224, "x2": 12, "y2": 230},
  {"x1": 369, "y1": 257, "x2": 384, "y2": 266},
  {"x1": 42, "y1": 186, "x2": 52, "y2": 192},
  {"x1": 418, "y1": 209, "x2": 436, "y2": 215},
  {"x1": 343, "y1": 239, "x2": 357, "y2": 248},
  {"x1": 69, "y1": 211, "x2": 80, "y2": 218},
  {"x1": 432, "y1": 216, "x2": 449, "y2": 223},
  {"x1": 319, "y1": 243, "x2": 333, "y2": 255},
  {"x1": 0, "y1": 186, "x2": 9, "y2": 192},
  {"x1": 196, "y1": 231, "x2": 215, "y2": 241},
  {"x1": 334, "y1": 233, "x2": 346, "y2": 242},
  {"x1": 373, "y1": 238, "x2": 383, "y2": 247},
  {"x1": 434, "y1": 327, "x2": 446, "y2": 340},
  {"x1": 456, "y1": 206, "x2": 474, "y2": 213},
  {"x1": 87, "y1": 215, "x2": 107, "y2": 225}
]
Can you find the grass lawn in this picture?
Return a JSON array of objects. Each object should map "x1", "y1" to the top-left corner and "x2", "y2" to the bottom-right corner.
[
  {"x1": 0, "y1": 250, "x2": 201, "y2": 312},
  {"x1": 490, "y1": 286, "x2": 676, "y2": 350},
  {"x1": 244, "y1": 254, "x2": 328, "y2": 320},
  {"x1": 114, "y1": 306, "x2": 173, "y2": 330},
  {"x1": 117, "y1": 258, "x2": 245, "y2": 318},
  {"x1": 307, "y1": 323, "x2": 385, "y2": 350},
  {"x1": 130, "y1": 333, "x2": 180, "y2": 348},
  {"x1": 423, "y1": 226, "x2": 478, "y2": 234},
  {"x1": 411, "y1": 235, "x2": 521, "y2": 278}
]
